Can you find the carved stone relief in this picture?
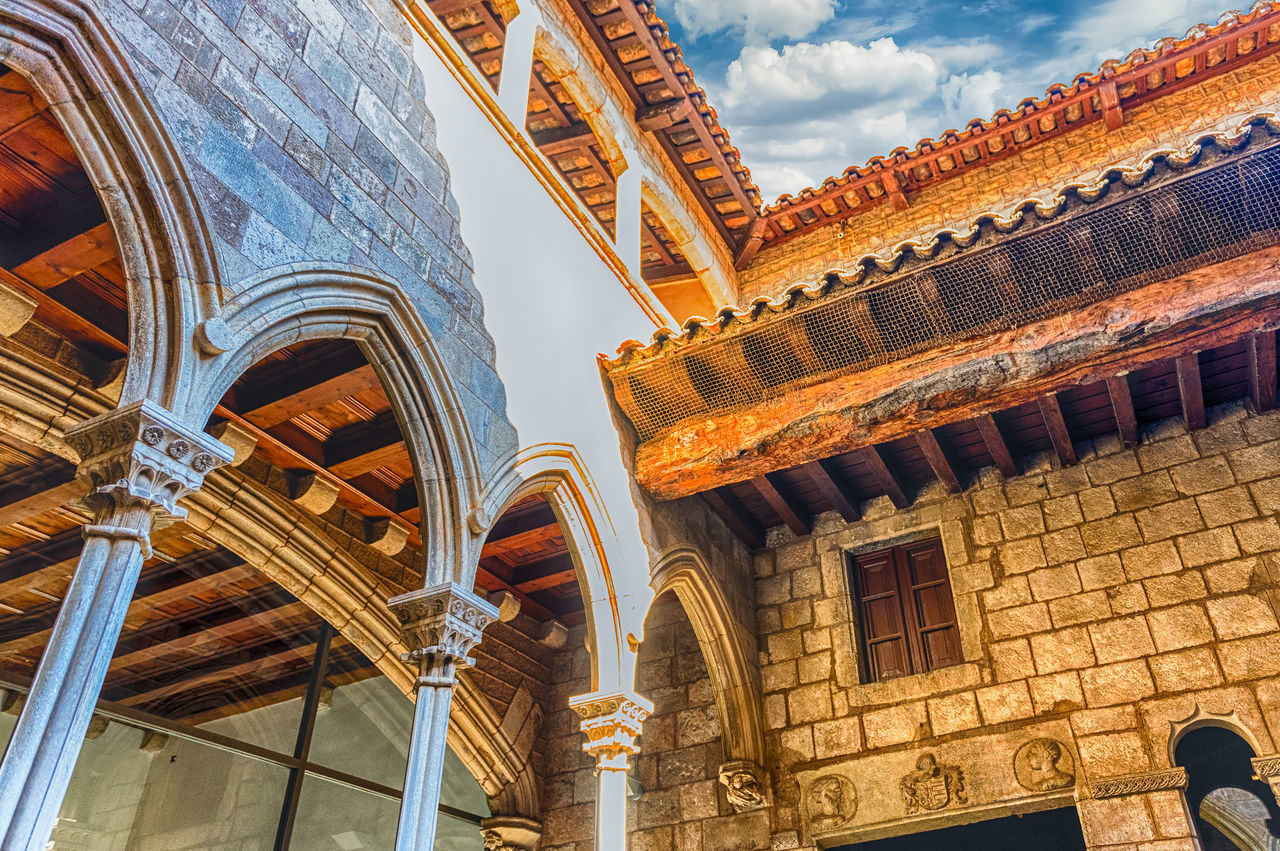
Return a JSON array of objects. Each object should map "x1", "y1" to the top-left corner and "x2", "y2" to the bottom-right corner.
[
  {"x1": 719, "y1": 760, "x2": 767, "y2": 812},
  {"x1": 1090, "y1": 767, "x2": 1188, "y2": 799},
  {"x1": 1013, "y1": 738, "x2": 1076, "y2": 792},
  {"x1": 900, "y1": 753, "x2": 967, "y2": 814},
  {"x1": 806, "y1": 773, "x2": 858, "y2": 832}
]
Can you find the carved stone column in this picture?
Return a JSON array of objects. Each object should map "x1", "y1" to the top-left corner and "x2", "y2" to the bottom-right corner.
[
  {"x1": 0, "y1": 400, "x2": 231, "y2": 850},
  {"x1": 390, "y1": 583, "x2": 498, "y2": 851},
  {"x1": 480, "y1": 815, "x2": 542, "y2": 850},
  {"x1": 569, "y1": 690, "x2": 653, "y2": 851}
]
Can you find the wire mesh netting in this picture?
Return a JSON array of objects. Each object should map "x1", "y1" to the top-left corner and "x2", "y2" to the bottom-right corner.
[{"x1": 616, "y1": 140, "x2": 1280, "y2": 440}]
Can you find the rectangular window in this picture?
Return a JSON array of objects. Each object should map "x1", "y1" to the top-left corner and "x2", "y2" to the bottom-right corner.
[{"x1": 849, "y1": 537, "x2": 962, "y2": 682}]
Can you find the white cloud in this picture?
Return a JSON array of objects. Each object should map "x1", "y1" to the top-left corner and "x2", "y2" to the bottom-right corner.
[
  {"x1": 669, "y1": 0, "x2": 837, "y2": 43},
  {"x1": 940, "y1": 69, "x2": 1005, "y2": 128}
]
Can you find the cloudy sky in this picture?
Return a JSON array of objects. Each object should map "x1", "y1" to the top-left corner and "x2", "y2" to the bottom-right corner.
[{"x1": 660, "y1": 0, "x2": 1248, "y2": 204}]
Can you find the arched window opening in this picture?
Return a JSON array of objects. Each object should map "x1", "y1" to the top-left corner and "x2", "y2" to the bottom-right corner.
[
  {"x1": 424, "y1": 0, "x2": 510, "y2": 91},
  {"x1": 0, "y1": 61, "x2": 126, "y2": 369},
  {"x1": 1177, "y1": 726, "x2": 1280, "y2": 849},
  {"x1": 641, "y1": 201, "x2": 717, "y2": 322},
  {"x1": 525, "y1": 60, "x2": 617, "y2": 236}
]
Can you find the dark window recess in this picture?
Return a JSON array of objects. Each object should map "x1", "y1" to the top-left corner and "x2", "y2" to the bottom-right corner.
[{"x1": 850, "y1": 538, "x2": 962, "y2": 682}]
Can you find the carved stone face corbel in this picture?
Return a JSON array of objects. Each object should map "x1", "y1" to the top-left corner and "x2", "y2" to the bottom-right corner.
[
  {"x1": 64, "y1": 400, "x2": 233, "y2": 528},
  {"x1": 568, "y1": 691, "x2": 653, "y2": 771},
  {"x1": 479, "y1": 815, "x2": 542, "y2": 850},
  {"x1": 387, "y1": 583, "x2": 499, "y2": 688},
  {"x1": 718, "y1": 760, "x2": 767, "y2": 812}
]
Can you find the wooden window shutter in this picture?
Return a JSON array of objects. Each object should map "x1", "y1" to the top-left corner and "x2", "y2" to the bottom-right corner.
[{"x1": 851, "y1": 538, "x2": 960, "y2": 681}]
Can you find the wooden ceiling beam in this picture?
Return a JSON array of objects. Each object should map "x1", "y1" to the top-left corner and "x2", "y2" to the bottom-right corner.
[
  {"x1": 1176, "y1": 352, "x2": 1207, "y2": 431},
  {"x1": 754, "y1": 473, "x2": 809, "y2": 537},
  {"x1": 8, "y1": 222, "x2": 117, "y2": 290},
  {"x1": 1249, "y1": 331, "x2": 1277, "y2": 412},
  {"x1": 1107, "y1": 373, "x2": 1140, "y2": 447},
  {"x1": 240, "y1": 362, "x2": 379, "y2": 430},
  {"x1": 0, "y1": 478, "x2": 83, "y2": 529},
  {"x1": 975, "y1": 414, "x2": 1018, "y2": 478},
  {"x1": 701, "y1": 488, "x2": 764, "y2": 549},
  {"x1": 1039, "y1": 393, "x2": 1078, "y2": 467},
  {"x1": 860, "y1": 445, "x2": 909, "y2": 509},
  {"x1": 802, "y1": 459, "x2": 860, "y2": 522},
  {"x1": 323, "y1": 410, "x2": 406, "y2": 478},
  {"x1": 529, "y1": 123, "x2": 596, "y2": 152},
  {"x1": 473, "y1": 566, "x2": 558, "y2": 620},
  {"x1": 116, "y1": 641, "x2": 317, "y2": 708},
  {"x1": 915, "y1": 428, "x2": 961, "y2": 493},
  {"x1": 481, "y1": 522, "x2": 563, "y2": 561}
]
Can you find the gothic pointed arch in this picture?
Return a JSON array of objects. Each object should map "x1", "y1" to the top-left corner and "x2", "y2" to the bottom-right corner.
[
  {"x1": 0, "y1": 0, "x2": 221, "y2": 410},
  {"x1": 650, "y1": 547, "x2": 765, "y2": 768}
]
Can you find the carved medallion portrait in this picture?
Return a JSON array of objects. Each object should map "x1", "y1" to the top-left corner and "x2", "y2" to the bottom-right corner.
[
  {"x1": 1013, "y1": 738, "x2": 1076, "y2": 793},
  {"x1": 805, "y1": 773, "x2": 858, "y2": 832},
  {"x1": 900, "y1": 752, "x2": 967, "y2": 814}
]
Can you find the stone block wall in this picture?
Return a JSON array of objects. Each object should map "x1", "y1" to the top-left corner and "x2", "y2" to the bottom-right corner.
[
  {"x1": 91, "y1": 0, "x2": 516, "y2": 470},
  {"x1": 538, "y1": 623, "x2": 597, "y2": 851},
  {"x1": 640, "y1": 401, "x2": 1280, "y2": 849},
  {"x1": 737, "y1": 53, "x2": 1280, "y2": 304}
]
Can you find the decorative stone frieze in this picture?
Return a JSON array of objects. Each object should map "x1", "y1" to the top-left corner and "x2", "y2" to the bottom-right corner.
[
  {"x1": 480, "y1": 815, "x2": 542, "y2": 850},
  {"x1": 720, "y1": 760, "x2": 768, "y2": 812},
  {"x1": 64, "y1": 400, "x2": 232, "y2": 524},
  {"x1": 1251, "y1": 755, "x2": 1280, "y2": 806},
  {"x1": 900, "y1": 753, "x2": 967, "y2": 814},
  {"x1": 568, "y1": 691, "x2": 653, "y2": 770},
  {"x1": 1089, "y1": 767, "x2": 1188, "y2": 799},
  {"x1": 388, "y1": 583, "x2": 499, "y2": 688}
]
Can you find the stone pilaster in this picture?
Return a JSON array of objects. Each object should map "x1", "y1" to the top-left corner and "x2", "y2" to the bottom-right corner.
[
  {"x1": 390, "y1": 583, "x2": 498, "y2": 851},
  {"x1": 0, "y1": 400, "x2": 231, "y2": 850}
]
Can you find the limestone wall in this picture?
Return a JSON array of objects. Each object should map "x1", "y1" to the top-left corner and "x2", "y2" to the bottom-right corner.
[{"x1": 637, "y1": 401, "x2": 1280, "y2": 849}]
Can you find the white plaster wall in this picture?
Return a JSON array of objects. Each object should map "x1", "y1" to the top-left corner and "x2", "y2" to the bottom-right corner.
[{"x1": 410, "y1": 38, "x2": 658, "y2": 675}]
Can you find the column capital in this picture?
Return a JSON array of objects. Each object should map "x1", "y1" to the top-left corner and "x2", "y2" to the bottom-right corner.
[
  {"x1": 569, "y1": 690, "x2": 653, "y2": 771},
  {"x1": 388, "y1": 583, "x2": 498, "y2": 688},
  {"x1": 64, "y1": 400, "x2": 232, "y2": 525}
]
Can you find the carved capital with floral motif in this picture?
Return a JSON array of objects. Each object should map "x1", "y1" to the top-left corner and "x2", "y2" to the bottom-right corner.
[
  {"x1": 1252, "y1": 755, "x2": 1280, "y2": 807},
  {"x1": 389, "y1": 583, "x2": 498, "y2": 688},
  {"x1": 64, "y1": 400, "x2": 233, "y2": 527},
  {"x1": 569, "y1": 690, "x2": 653, "y2": 771}
]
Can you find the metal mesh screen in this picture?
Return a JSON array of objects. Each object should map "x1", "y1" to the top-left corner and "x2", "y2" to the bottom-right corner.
[{"x1": 618, "y1": 140, "x2": 1280, "y2": 440}]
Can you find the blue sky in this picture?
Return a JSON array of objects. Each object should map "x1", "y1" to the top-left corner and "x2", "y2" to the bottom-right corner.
[{"x1": 660, "y1": 0, "x2": 1248, "y2": 203}]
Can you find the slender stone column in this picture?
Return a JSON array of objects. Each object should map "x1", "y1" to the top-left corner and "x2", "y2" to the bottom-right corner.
[
  {"x1": 390, "y1": 583, "x2": 498, "y2": 851},
  {"x1": 0, "y1": 400, "x2": 231, "y2": 850},
  {"x1": 569, "y1": 690, "x2": 653, "y2": 851}
]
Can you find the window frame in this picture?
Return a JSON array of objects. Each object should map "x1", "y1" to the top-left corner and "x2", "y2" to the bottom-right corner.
[{"x1": 847, "y1": 536, "x2": 962, "y2": 683}]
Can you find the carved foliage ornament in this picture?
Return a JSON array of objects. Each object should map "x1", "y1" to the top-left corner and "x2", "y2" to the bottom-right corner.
[
  {"x1": 806, "y1": 773, "x2": 857, "y2": 833},
  {"x1": 1090, "y1": 767, "x2": 1188, "y2": 799},
  {"x1": 388, "y1": 584, "x2": 499, "y2": 687},
  {"x1": 901, "y1": 752, "x2": 967, "y2": 815},
  {"x1": 719, "y1": 760, "x2": 767, "y2": 813},
  {"x1": 569, "y1": 692, "x2": 653, "y2": 768},
  {"x1": 1250, "y1": 756, "x2": 1280, "y2": 808},
  {"x1": 65, "y1": 400, "x2": 231, "y2": 522},
  {"x1": 1013, "y1": 738, "x2": 1076, "y2": 793}
]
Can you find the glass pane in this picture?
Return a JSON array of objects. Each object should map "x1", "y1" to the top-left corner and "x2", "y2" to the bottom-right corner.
[
  {"x1": 291, "y1": 773, "x2": 400, "y2": 850},
  {"x1": 50, "y1": 720, "x2": 289, "y2": 850},
  {"x1": 441, "y1": 745, "x2": 490, "y2": 816},
  {"x1": 308, "y1": 643, "x2": 411, "y2": 789},
  {"x1": 436, "y1": 811, "x2": 486, "y2": 850},
  {"x1": 100, "y1": 546, "x2": 322, "y2": 754}
]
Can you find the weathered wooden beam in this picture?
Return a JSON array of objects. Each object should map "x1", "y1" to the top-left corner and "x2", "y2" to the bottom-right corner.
[
  {"x1": 1107, "y1": 373, "x2": 1139, "y2": 447},
  {"x1": 473, "y1": 565, "x2": 558, "y2": 621},
  {"x1": 1176, "y1": 352, "x2": 1206, "y2": 431},
  {"x1": 631, "y1": 247, "x2": 1280, "y2": 500},
  {"x1": 860, "y1": 446, "x2": 909, "y2": 509},
  {"x1": 733, "y1": 218, "x2": 770, "y2": 271},
  {"x1": 1039, "y1": 393, "x2": 1078, "y2": 466},
  {"x1": 1249, "y1": 331, "x2": 1277, "y2": 412},
  {"x1": 702, "y1": 488, "x2": 765, "y2": 549},
  {"x1": 754, "y1": 473, "x2": 810, "y2": 537},
  {"x1": 802, "y1": 459, "x2": 860, "y2": 522},
  {"x1": 323, "y1": 410, "x2": 406, "y2": 478},
  {"x1": 481, "y1": 522, "x2": 563, "y2": 561},
  {"x1": 9, "y1": 222, "x2": 117, "y2": 289},
  {"x1": 636, "y1": 99, "x2": 693, "y2": 132},
  {"x1": 975, "y1": 414, "x2": 1018, "y2": 478},
  {"x1": 241, "y1": 360, "x2": 378, "y2": 429},
  {"x1": 915, "y1": 428, "x2": 961, "y2": 493},
  {"x1": 0, "y1": 478, "x2": 83, "y2": 529},
  {"x1": 880, "y1": 171, "x2": 909, "y2": 212},
  {"x1": 529, "y1": 122, "x2": 596, "y2": 154},
  {"x1": 1098, "y1": 79, "x2": 1124, "y2": 131}
]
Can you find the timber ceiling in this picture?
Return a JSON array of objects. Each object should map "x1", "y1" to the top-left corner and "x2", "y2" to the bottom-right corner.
[
  {"x1": 424, "y1": 0, "x2": 510, "y2": 91},
  {"x1": 0, "y1": 62, "x2": 582, "y2": 728}
]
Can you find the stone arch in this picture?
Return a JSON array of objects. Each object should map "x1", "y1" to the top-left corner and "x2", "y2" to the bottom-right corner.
[
  {"x1": 651, "y1": 547, "x2": 765, "y2": 768},
  {"x1": 481, "y1": 443, "x2": 630, "y2": 694},
  {"x1": 1167, "y1": 704, "x2": 1268, "y2": 766},
  {"x1": 0, "y1": 0, "x2": 221, "y2": 410},
  {"x1": 184, "y1": 467, "x2": 541, "y2": 818},
  {"x1": 191, "y1": 264, "x2": 485, "y2": 586},
  {"x1": 530, "y1": 24, "x2": 629, "y2": 175}
]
